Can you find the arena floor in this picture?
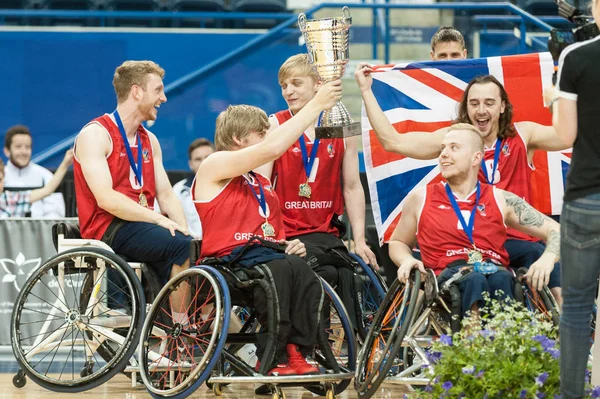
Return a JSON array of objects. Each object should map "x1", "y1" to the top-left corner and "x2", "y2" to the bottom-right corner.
[{"x1": 0, "y1": 374, "x2": 410, "y2": 399}]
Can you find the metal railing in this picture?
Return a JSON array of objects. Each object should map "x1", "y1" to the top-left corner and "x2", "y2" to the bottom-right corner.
[{"x1": 25, "y1": 1, "x2": 557, "y2": 164}]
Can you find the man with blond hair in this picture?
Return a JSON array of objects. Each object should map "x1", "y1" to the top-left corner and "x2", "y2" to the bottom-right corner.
[
  {"x1": 257, "y1": 54, "x2": 378, "y2": 332},
  {"x1": 73, "y1": 60, "x2": 191, "y2": 291},
  {"x1": 394, "y1": 124, "x2": 559, "y2": 315}
]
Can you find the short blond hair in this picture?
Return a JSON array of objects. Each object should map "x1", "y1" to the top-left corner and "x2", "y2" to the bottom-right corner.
[
  {"x1": 214, "y1": 105, "x2": 269, "y2": 151},
  {"x1": 278, "y1": 54, "x2": 318, "y2": 85},
  {"x1": 113, "y1": 60, "x2": 165, "y2": 103},
  {"x1": 447, "y1": 123, "x2": 484, "y2": 152}
]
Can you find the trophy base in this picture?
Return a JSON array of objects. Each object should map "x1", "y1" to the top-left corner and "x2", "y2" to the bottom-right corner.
[{"x1": 315, "y1": 122, "x2": 362, "y2": 139}]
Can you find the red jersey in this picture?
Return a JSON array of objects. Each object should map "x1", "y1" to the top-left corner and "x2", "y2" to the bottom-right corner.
[
  {"x1": 73, "y1": 114, "x2": 156, "y2": 240},
  {"x1": 193, "y1": 173, "x2": 286, "y2": 258},
  {"x1": 417, "y1": 182, "x2": 509, "y2": 275},
  {"x1": 271, "y1": 110, "x2": 345, "y2": 237},
  {"x1": 478, "y1": 126, "x2": 535, "y2": 241}
]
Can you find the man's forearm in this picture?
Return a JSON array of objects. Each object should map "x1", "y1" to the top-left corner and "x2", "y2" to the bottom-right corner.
[
  {"x1": 157, "y1": 191, "x2": 188, "y2": 228},
  {"x1": 343, "y1": 184, "x2": 367, "y2": 243},
  {"x1": 100, "y1": 191, "x2": 162, "y2": 224},
  {"x1": 362, "y1": 89, "x2": 401, "y2": 152},
  {"x1": 542, "y1": 229, "x2": 561, "y2": 262},
  {"x1": 389, "y1": 240, "x2": 415, "y2": 267}
]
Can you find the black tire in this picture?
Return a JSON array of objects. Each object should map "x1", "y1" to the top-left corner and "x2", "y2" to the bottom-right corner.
[
  {"x1": 303, "y1": 279, "x2": 357, "y2": 396},
  {"x1": 354, "y1": 271, "x2": 420, "y2": 399},
  {"x1": 11, "y1": 247, "x2": 144, "y2": 392},
  {"x1": 139, "y1": 266, "x2": 231, "y2": 399}
]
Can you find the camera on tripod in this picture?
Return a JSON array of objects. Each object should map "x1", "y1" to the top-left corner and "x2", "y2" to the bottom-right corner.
[{"x1": 548, "y1": 0, "x2": 599, "y2": 64}]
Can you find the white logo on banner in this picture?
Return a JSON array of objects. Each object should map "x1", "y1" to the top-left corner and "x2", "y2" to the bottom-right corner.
[{"x1": 0, "y1": 252, "x2": 41, "y2": 292}]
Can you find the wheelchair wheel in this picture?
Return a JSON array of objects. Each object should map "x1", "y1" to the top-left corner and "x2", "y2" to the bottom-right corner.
[
  {"x1": 303, "y1": 278, "x2": 357, "y2": 396},
  {"x1": 354, "y1": 271, "x2": 420, "y2": 399},
  {"x1": 11, "y1": 247, "x2": 144, "y2": 392},
  {"x1": 514, "y1": 268, "x2": 560, "y2": 326},
  {"x1": 349, "y1": 253, "x2": 387, "y2": 342},
  {"x1": 139, "y1": 266, "x2": 230, "y2": 399}
]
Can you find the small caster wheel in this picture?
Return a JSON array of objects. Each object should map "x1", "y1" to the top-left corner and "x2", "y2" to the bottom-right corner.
[
  {"x1": 205, "y1": 381, "x2": 213, "y2": 390},
  {"x1": 326, "y1": 389, "x2": 335, "y2": 399},
  {"x1": 12, "y1": 370, "x2": 26, "y2": 388},
  {"x1": 80, "y1": 362, "x2": 94, "y2": 377},
  {"x1": 212, "y1": 383, "x2": 223, "y2": 396}
]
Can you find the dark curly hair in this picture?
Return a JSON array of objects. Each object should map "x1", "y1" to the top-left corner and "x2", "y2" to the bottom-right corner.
[{"x1": 454, "y1": 75, "x2": 515, "y2": 140}]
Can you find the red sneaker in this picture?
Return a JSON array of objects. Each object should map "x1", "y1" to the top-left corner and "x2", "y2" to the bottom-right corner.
[
  {"x1": 286, "y1": 344, "x2": 319, "y2": 375},
  {"x1": 255, "y1": 360, "x2": 297, "y2": 376}
]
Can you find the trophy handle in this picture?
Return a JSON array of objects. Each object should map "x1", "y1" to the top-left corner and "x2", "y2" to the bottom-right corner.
[
  {"x1": 342, "y1": 6, "x2": 351, "y2": 21},
  {"x1": 298, "y1": 13, "x2": 307, "y2": 32}
]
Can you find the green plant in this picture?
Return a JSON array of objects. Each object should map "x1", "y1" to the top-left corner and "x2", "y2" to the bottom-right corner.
[{"x1": 406, "y1": 295, "x2": 598, "y2": 399}]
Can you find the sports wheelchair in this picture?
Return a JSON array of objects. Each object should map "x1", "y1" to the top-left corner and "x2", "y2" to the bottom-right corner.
[
  {"x1": 354, "y1": 266, "x2": 560, "y2": 399},
  {"x1": 11, "y1": 223, "x2": 164, "y2": 391},
  {"x1": 137, "y1": 239, "x2": 357, "y2": 399}
]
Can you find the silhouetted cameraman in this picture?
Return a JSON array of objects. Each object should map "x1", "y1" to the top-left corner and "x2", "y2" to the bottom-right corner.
[{"x1": 550, "y1": 0, "x2": 600, "y2": 396}]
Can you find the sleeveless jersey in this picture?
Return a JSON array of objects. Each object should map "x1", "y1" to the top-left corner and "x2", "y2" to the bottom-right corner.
[
  {"x1": 73, "y1": 114, "x2": 156, "y2": 240},
  {"x1": 417, "y1": 182, "x2": 510, "y2": 275},
  {"x1": 271, "y1": 110, "x2": 345, "y2": 237},
  {"x1": 478, "y1": 126, "x2": 535, "y2": 241},
  {"x1": 193, "y1": 173, "x2": 286, "y2": 258}
]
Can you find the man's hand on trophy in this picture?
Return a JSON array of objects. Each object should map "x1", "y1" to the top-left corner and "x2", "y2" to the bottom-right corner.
[
  {"x1": 354, "y1": 62, "x2": 374, "y2": 92},
  {"x1": 313, "y1": 79, "x2": 343, "y2": 110}
]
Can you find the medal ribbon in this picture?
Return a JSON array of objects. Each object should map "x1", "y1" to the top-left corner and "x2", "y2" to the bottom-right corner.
[
  {"x1": 114, "y1": 110, "x2": 143, "y2": 187},
  {"x1": 480, "y1": 138, "x2": 502, "y2": 185},
  {"x1": 243, "y1": 171, "x2": 268, "y2": 219},
  {"x1": 445, "y1": 182, "x2": 481, "y2": 245},
  {"x1": 298, "y1": 135, "x2": 320, "y2": 182}
]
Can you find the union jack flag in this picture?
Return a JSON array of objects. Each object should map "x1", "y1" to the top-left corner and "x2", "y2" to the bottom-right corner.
[{"x1": 362, "y1": 52, "x2": 572, "y2": 244}]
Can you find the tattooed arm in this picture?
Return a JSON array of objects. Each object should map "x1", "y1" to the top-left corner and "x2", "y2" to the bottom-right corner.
[{"x1": 497, "y1": 189, "x2": 560, "y2": 290}]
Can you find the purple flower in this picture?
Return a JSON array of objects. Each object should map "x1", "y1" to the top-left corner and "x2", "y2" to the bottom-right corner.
[
  {"x1": 531, "y1": 346, "x2": 539, "y2": 353},
  {"x1": 533, "y1": 335, "x2": 556, "y2": 351},
  {"x1": 440, "y1": 334, "x2": 453, "y2": 346},
  {"x1": 536, "y1": 372, "x2": 549, "y2": 387},
  {"x1": 425, "y1": 385, "x2": 433, "y2": 393},
  {"x1": 547, "y1": 348, "x2": 560, "y2": 359},
  {"x1": 442, "y1": 381, "x2": 453, "y2": 391},
  {"x1": 476, "y1": 370, "x2": 485, "y2": 378},
  {"x1": 483, "y1": 394, "x2": 489, "y2": 399},
  {"x1": 427, "y1": 351, "x2": 442, "y2": 364},
  {"x1": 591, "y1": 386, "x2": 600, "y2": 399},
  {"x1": 462, "y1": 366, "x2": 475, "y2": 375},
  {"x1": 520, "y1": 389, "x2": 528, "y2": 398},
  {"x1": 537, "y1": 392, "x2": 546, "y2": 399},
  {"x1": 554, "y1": 395, "x2": 562, "y2": 399}
]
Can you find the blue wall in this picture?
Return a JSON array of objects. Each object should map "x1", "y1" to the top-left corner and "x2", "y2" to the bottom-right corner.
[{"x1": 0, "y1": 28, "x2": 301, "y2": 169}]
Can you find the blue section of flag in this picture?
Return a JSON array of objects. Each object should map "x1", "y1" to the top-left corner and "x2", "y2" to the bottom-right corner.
[
  {"x1": 402, "y1": 59, "x2": 491, "y2": 84},
  {"x1": 375, "y1": 164, "x2": 437, "y2": 222},
  {"x1": 562, "y1": 160, "x2": 569, "y2": 188},
  {"x1": 372, "y1": 79, "x2": 429, "y2": 112}
]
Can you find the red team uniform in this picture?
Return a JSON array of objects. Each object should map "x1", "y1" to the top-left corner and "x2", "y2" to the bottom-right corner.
[
  {"x1": 417, "y1": 182, "x2": 510, "y2": 275},
  {"x1": 271, "y1": 110, "x2": 345, "y2": 237},
  {"x1": 73, "y1": 114, "x2": 156, "y2": 240},
  {"x1": 193, "y1": 173, "x2": 285, "y2": 258},
  {"x1": 478, "y1": 127, "x2": 534, "y2": 241}
]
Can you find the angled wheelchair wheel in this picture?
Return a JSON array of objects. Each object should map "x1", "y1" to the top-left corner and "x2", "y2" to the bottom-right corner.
[
  {"x1": 303, "y1": 278, "x2": 357, "y2": 396},
  {"x1": 354, "y1": 271, "x2": 420, "y2": 399},
  {"x1": 139, "y1": 266, "x2": 230, "y2": 399},
  {"x1": 514, "y1": 268, "x2": 560, "y2": 327},
  {"x1": 11, "y1": 247, "x2": 144, "y2": 392},
  {"x1": 349, "y1": 253, "x2": 388, "y2": 343}
]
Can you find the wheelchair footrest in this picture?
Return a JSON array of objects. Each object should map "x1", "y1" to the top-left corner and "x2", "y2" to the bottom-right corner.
[{"x1": 208, "y1": 372, "x2": 354, "y2": 385}]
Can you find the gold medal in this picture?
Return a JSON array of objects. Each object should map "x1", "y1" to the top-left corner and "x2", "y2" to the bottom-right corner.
[
  {"x1": 261, "y1": 220, "x2": 275, "y2": 237},
  {"x1": 139, "y1": 191, "x2": 148, "y2": 207},
  {"x1": 299, "y1": 182, "x2": 312, "y2": 198},
  {"x1": 467, "y1": 248, "x2": 483, "y2": 265}
]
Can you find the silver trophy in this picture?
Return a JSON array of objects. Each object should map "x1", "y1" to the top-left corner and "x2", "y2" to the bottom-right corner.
[{"x1": 298, "y1": 6, "x2": 361, "y2": 139}]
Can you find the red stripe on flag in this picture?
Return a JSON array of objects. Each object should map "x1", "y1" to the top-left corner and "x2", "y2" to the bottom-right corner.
[
  {"x1": 401, "y1": 69, "x2": 465, "y2": 102},
  {"x1": 369, "y1": 121, "x2": 451, "y2": 168},
  {"x1": 501, "y1": 54, "x2": 553, "y2": 214}
]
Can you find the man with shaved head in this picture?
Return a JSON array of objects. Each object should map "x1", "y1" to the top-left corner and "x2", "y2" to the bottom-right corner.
[{"x1": 393, "y1": 124, "x2": 560, "y2": 315}]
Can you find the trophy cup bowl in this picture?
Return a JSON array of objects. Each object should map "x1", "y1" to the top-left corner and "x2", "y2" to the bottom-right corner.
[{"x1": 298, "y1": 6, "x2": 361, "y2": 139}]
